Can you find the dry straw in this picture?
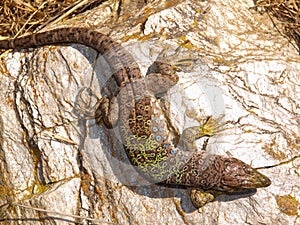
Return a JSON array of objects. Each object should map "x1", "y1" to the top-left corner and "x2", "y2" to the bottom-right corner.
[
  {"x1": 255, "y1": 0, "x2": 300, "y2": 52},
  {"x1": 0, "y1": 0, "x2": 103, "y2": 38}
]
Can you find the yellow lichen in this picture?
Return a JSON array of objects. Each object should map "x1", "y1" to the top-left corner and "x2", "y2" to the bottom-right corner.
[
  {"x1": 262, "y1": 138, "x2": 287, "y2": 161},
  {"x1": 276, "y1": 194, "x2": 300, "y2": 216}
]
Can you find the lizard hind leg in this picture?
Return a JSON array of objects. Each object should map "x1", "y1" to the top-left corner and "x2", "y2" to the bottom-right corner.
[
  {"x1": 75, "y1": 87, "x2": 119, "y2": 128},
  {"x1": 145, "y1": 44, "x2": 198, "y2": 96},
  {"x1": 145, "y1": 61, "x2": 179, "y2": 95},
  {"x1": 95, "y1": 96, "x2": 119, "y2": 128}
]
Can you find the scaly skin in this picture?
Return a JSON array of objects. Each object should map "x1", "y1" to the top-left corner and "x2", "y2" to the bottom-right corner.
[{"x1": 0, "y1": 28, "x2": 271, "y2": 208}]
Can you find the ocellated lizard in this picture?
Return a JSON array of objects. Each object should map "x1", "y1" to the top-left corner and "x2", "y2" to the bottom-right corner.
[{"x1": 0, "y1": 27, "x2": 271, "y2": 208}]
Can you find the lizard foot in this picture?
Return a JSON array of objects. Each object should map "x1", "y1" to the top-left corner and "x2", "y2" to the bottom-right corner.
[
  {"x1": 189, "y1": 188, "x2": 222, "y2": 208},
  {"x1": 198, "y1": 115, "x2": 227, "y2": 137},
  {"x1": 75, "y1": 87, "x2": 100, "y2": 118},
  {"x1": 75, "y1": 87, "x2": 119, "y2": 128},
  {"x1": 95, "y1": 95, "x2": 119, "y2": 128},
  {"x1": 154, "y1": 44, "x2": 197, "y2": 72},
  {"x1": 180, "y1": 115, "x2": 227, "y2": 149}
]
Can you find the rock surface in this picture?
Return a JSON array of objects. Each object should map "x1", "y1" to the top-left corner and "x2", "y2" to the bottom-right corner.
[{"x1": 0, "y1": 0, "x2": 299, "y2": 224}]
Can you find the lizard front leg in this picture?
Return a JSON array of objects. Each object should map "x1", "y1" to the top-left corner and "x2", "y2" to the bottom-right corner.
[
  {"x1": 177, "y1": 116, "x2": 225, "y2": 207},
  {"x1": 189, "y1": 188, "x2": 223, "y2": 208},
  {"x1": 179, "y1": 116, "x2": 225, "y2": 151}
]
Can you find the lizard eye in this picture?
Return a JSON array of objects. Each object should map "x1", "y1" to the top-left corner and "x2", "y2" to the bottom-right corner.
[
  {"x1": 170, "y1": 149, "x2": 176, "y2": 154},
  {"x1": 243, "y1": 165, "x2": 252, "y2": 174}
]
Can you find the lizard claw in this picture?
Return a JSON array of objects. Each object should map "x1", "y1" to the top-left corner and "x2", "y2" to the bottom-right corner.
[
  {"x1": 185, "y1": 111, "x2": 227, "y2": 137},
  {"x1": 198, "y1": 115, "x2": 227, "y2": 137}
]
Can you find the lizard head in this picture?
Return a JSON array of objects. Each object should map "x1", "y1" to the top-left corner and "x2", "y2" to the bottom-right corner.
[{"x1": 219, "y1": 157, "x2": 271, "y2": 192}]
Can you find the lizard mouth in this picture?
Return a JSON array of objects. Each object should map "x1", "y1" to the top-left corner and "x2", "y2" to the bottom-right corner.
[{"x1": 238, "y1": 169, "x2": 271, "y2": 189}]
